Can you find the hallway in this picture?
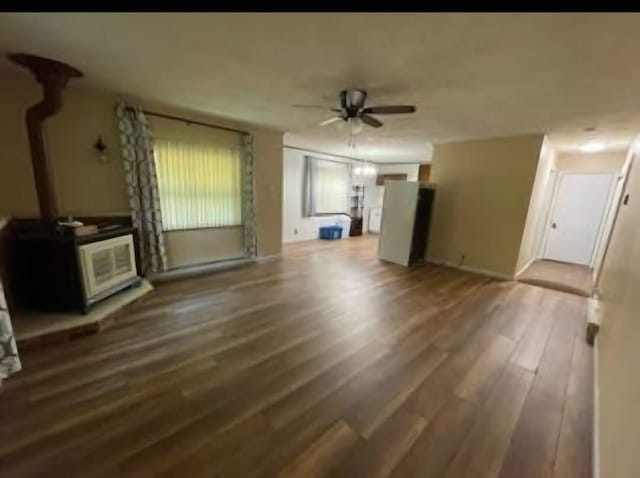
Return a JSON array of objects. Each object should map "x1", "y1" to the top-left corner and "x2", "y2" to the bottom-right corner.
[{"x1": 518, "y1": 259, "x2": 594, "y2": 297}]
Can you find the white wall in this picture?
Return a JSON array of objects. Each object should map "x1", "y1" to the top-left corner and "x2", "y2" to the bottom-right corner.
[
  {"x1": 282, "y1": 148, "x2": 352, "y2": 243},
  {"x1": 369, "y1": 163, "x2": 420, "y2": 208},
  {"x1": 516, "y1": 136, "x2": 557, "y2": 274},
  {"x1": 362, "y1": 163, "x2": 420, "y2": 232},
  {"x1": 379, "y1": 163, "x2": 420, "y2": 180},
  {"x1": 282, "y1": 147, "x2": 421, "y2": 243},
  {"x1": 593, "y1": 148, "x2": 634, "y2": 285}
]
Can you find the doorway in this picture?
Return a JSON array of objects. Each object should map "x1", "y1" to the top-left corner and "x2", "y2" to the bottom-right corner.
[
  {"x1": 542, "y1": 171, "x2": 616, "y2": 266},
  {"x1": 519, "y1": 171, "x2": 617, "y2": 297}
]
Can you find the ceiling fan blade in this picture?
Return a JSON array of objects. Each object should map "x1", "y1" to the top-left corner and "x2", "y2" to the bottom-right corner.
[
  {"x1": 361, "y1": 105, "x2": 416, "y2": 115},
  {"x1": 361, "y1": 114, "x2": 383, "y2": 128},
  {"x1": 319, "y1": 116, "x2": 344, "y2": 126}
]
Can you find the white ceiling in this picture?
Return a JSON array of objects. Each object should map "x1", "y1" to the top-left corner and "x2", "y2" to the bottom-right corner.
[{"x1": 1, "y1": 13, "x2": 639, "y2": 162}]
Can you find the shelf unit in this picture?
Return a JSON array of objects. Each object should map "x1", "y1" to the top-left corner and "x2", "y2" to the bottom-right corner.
[{"x1": 349, "y1": 184, "x2": 365, "y2": 236}]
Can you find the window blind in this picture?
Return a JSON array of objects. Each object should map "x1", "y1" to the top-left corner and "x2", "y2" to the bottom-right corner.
[
  {"x1": 304, "y1": 156, "x2": 350, "y2": 216},
  {"x1": 154, "y1": 139, "x2": 242, "y2": 230}
]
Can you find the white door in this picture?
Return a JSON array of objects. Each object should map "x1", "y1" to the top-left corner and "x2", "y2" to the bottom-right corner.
[
  {"x1": 378, "y1": 181, "x2": 418, "y2": 266},
  {"x1": 543, "y1": 172, "x2": 615, "y2": 266}
]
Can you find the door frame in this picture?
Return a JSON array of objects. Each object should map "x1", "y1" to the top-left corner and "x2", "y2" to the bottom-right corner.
[{"x1": 539, "y1": 170, "x2": 618, "y2": 267}]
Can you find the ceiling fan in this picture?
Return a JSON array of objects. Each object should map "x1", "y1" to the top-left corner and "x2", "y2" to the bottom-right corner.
[{"x1": 294, "y1": 89, "x2": 416, "y2": 132}]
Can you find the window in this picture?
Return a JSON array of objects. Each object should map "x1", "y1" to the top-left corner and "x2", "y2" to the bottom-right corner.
[
  {"x1": 154, "y1": 139, "x2": 242, "y2": 230},
  {"x1": 304, "y1": 156, "x2": 350, "y2": 216}
]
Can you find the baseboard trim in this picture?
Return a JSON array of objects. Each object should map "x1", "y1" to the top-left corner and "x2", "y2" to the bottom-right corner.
[
  {"x1": 514, "y1": 256, "x2": 537, "y2": 278},
  {"x1": 593, "y1": 334, "x2": 600, "y2": 478},
  {"x1": 586, "y1": 295, "x2": 602, "y2": 478},
  {"x1": 255, "y1": 254, "x2": 281, "y2": 264},
  {"x1": 150, "y1": 256, "x2": 253, "y2": 282},
  {"x1": 426, "y1": 258, "x2": 513, "y2": 281},
  {"x1": 587, "y1": 297, "x2": 603, "y2": 345}
]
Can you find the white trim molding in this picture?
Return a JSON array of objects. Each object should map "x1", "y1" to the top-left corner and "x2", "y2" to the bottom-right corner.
[
  {"x1": 593, "y1": 334, "x2": 601, "y2": 478},
  {"x1": 150, "y1": 256, "x2": 253, "y2": 282},
  {"x1": 255, "y1": 254, "x2": 281, "y2": 264},
  {"x1": 587, "y1": 295, "x2": 602, "y2": 478},
  {"x1": 514, "y1": 256, "x2": 537, "y2": 279}
]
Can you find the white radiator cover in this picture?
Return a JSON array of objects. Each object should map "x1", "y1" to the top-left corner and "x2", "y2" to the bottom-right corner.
[{"x1": 78, "y1": 234, "x2": 137, "y2": 301}]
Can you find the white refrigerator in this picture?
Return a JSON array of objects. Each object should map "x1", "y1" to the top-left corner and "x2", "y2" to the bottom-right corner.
[{"x1": 377, "y1": 181, "x2": 436, "y2": 266}]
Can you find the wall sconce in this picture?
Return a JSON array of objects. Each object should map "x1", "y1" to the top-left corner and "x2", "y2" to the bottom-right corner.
[{"x1": 94, "y1": 135, "x2": 109, "y2": 162}]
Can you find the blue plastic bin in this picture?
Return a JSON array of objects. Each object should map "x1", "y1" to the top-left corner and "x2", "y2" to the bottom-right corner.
[{"x1": 319, "y1": 226, "x2": 343, "y2": 240}]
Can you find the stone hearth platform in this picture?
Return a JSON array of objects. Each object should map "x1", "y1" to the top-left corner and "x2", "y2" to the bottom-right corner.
[{"x1": 12, "y1": 279, "x2": 153, "y2": 349}]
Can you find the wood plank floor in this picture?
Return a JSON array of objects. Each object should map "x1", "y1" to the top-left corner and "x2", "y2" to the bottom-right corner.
[{"x1": 0, "y1": 236, "x2": 593, "y2": 477}]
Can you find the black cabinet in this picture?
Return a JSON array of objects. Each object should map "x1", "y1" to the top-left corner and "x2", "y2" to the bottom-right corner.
[{"x1": 349, "y1": 217, "x2": 363, "y2": 237}]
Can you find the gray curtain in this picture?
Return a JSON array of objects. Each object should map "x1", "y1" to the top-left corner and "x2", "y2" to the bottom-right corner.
[
  {"x1": 0, "y1": 280, "x2": 21, "y2": 385},
  {"x1": 303, "y1": 155, "x2": 315, "y2": 217},
  {"x1": 241, "y1": 133, "x2": 257, "y2": 257},
  {"x1": 116, "y1": 103, "x2": 168, "y2": 274}
]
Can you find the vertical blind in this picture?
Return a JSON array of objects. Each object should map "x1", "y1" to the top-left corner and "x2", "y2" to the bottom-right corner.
[
  {"x1": 304, "y1": 156, "x2": 350, "y2": 215},
  {"x1": 154, "y1": 139, "x2": 242, "y2": 230}
]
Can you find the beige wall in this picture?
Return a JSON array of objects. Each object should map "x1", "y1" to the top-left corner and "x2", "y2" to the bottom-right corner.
[
  {"x1": 556, "y1": 151, "x2": 627, "y2": 172},
  {"x1": 253, "y1": 129, "x2": 284, "y2": 257},
  {"x1": 516, "y1": 136, "x2": 557, "y2": 273},
  {"x1": 0, "y1": 68, "x2": 283, "y2": 260},
  {"x1": 164, "y1": 228, "x2": 245, "y2": 269},
  {"x1": 427, "y1": 134, "x2": 544, "y2": 278},
  {"x1": 596, "y1": 149, "x2": 640, "y2": 478},
  {"x1": 0, "y1": 69, "x2": 128, "y2": 216}
]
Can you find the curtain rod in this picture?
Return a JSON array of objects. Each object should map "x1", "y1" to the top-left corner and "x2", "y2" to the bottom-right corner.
[
  {"x1": 125, "y1": 106, "x2": 249, "y2": 135},
  {"x1": 283, "y1": 145, "x2": 424, "y2": 166}
]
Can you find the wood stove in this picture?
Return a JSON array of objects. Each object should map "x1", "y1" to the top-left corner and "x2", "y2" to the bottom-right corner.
[
  {"x1": 6, "y1": 54, "x2": 142, "y2": 313},
  {"x1": 13, "y1": 224, "x2": 141, "y2": 313}
]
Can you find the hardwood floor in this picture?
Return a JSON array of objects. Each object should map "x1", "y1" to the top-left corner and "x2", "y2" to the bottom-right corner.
[{"x1": 0, "y1": 236, "x2": 593, "y2": 477}]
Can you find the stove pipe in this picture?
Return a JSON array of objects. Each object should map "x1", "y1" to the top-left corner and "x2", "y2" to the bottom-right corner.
[{"x1": 8, "y1": 53, "x2": 83, "y2": 223}]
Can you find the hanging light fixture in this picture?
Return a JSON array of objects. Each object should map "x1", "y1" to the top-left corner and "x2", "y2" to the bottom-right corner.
[
  {"x1": 362, "y1": 164, "x2": 377, "y2": 176},
  {"x1": 351, "y1": 141, "x2": 377, "y2": 177},
  {"x1": 353, "y1": 165, "x2": 377, "y2": 177},
  {"x1": 362, "y1": 139, "x2": 377, "y2": 176}
]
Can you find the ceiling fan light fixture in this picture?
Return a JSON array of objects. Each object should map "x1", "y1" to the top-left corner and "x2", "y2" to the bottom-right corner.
[
  {"x1": 305, "y1": 88, "x2": 416, "y2": 136},
  {"x1": 348, "y1": 117, "x2": 363, "y2": 135},
  {"x1": 345, "y1": 89, "x2": 366, "y2": 108}
]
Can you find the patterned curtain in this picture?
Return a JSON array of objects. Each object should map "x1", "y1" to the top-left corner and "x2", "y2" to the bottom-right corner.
[
  {"x1": 241, "y1": 133, "x2": 257, "y2": 257},
  {"x1": 116, "y1": 103, "x2": 168, "y2": 274},
  {"x1": 0, "y1": 281, "x2": 21, "y2": 386}
]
